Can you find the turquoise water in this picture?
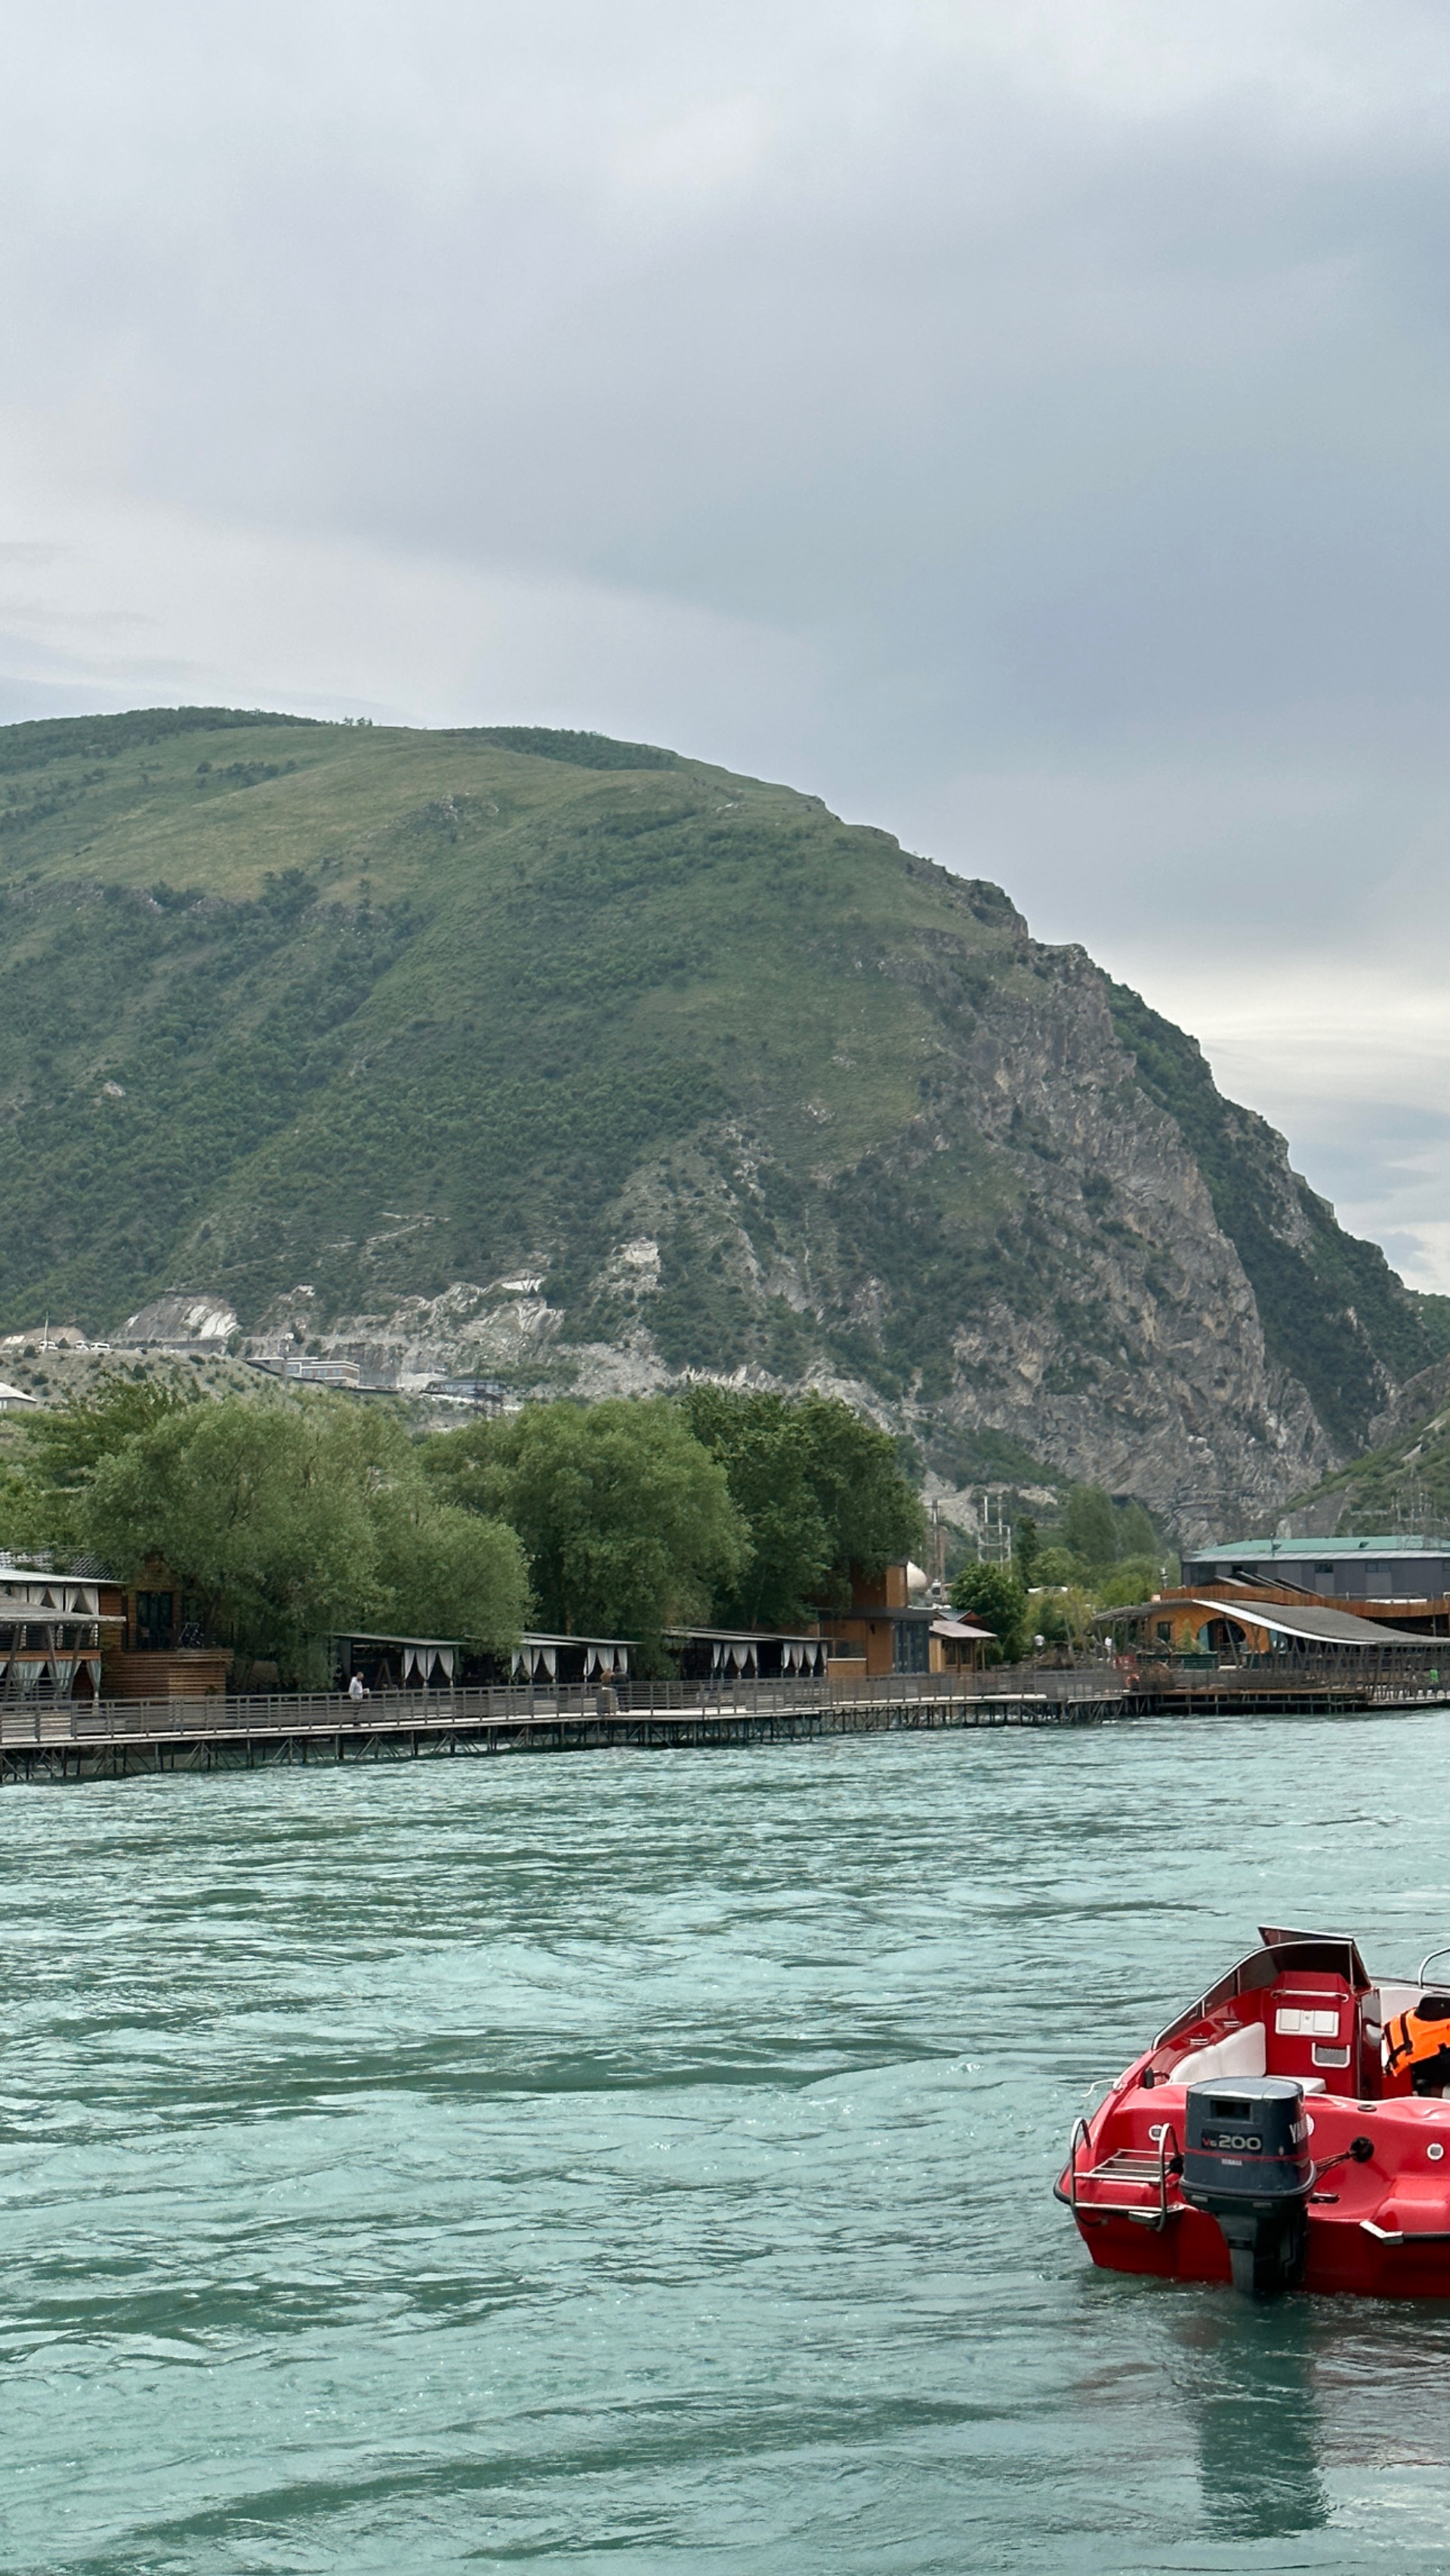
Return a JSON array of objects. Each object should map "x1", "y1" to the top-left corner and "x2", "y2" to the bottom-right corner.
[{"x1": 6, "y1": 1714, "x2": 1450, "y2": 2574}]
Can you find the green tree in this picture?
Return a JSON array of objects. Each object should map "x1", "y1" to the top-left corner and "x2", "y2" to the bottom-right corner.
[
  {"x1": 0, "y1": 1454, "x2": 35, "y2": 1555},
  {"x1": 788, "y1": 1393, "x2": 925, "y2": 1596},
  {"x1": 1031, "y1": 1579, "x2": 1099, "y2": 1652},
  {"x1": 1032, "y1": 1544, "x2": 1078, "y2": 1587},
  {"x1": 1013, "y1": 1513, "x2": 1040, "y2": 1587},
  {"x1": 81, "y1": 1395, "x2": 526, "y2": 1684},
  {"x1": 369, "y1": 1481, "x2": 530, "y2": 1646},
  {"x1": 1094, "y1": 1557, "x2": 1163, "y2": 1611},
  {"x1": 14, "y1": 1366, "x2": 201, "y2": 1553},
  {"x1": 677, "y1": 1385, "x2": 924, "y2": 1625},
  {"x1": 949, "y1": 1561, "x2": 1029, "y2": 1665},
  {"x1": 1062, "y1": 1484, "x2": 1118, "y2": 1567},
  {"x1": 1113, "y1": 1499, "x2": 1159, "y2": 1560},
  {"x1": 424, "y1": 1396, "x2": 745, "y2": 1667}
]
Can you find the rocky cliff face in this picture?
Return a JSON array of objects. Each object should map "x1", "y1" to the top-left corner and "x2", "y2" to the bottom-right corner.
[
  {"x1": 0, "y1": 708, "x2": 1433, "y2": 1539},
  {"x1": 239, "y1": 877, "x2": 1393, "y2": 1542}
]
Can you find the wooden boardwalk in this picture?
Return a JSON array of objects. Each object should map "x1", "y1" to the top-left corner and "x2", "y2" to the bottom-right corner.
[
  {"x1": 4, "y1": 1659, "x2": 1444, "y2": 1785},
  {"x1": 0, "y1": 1673, "x2": 1120, "y2": 1784}
]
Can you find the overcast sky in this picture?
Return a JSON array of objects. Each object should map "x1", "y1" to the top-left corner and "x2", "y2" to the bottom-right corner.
[{"x1": 4, "y1": 2, "x2": 1450, "y2": 1281}]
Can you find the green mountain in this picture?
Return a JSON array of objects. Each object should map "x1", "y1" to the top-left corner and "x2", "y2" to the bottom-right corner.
[
  {"x1": 0, "y1": 704, "x2": 1435, "y2": 1533},
  {"x1": 1279, "y1": 1345, "x2": 1450, "y2": 1539}
]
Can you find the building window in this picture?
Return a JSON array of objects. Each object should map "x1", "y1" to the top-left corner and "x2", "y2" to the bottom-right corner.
[
  {"x1": 893, "y1": 1620, "x2": 929, "y2": 1673},
  {"x1": 134, "y1": 1591, "x2": 174, "y2": 1653}
]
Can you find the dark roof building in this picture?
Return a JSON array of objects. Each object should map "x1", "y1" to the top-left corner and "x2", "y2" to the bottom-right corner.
[{"x1": 1181, "y1": 1537, "x2": 1450, "y2": 1604}]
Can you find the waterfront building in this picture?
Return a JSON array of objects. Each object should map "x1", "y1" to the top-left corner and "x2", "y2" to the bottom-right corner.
[
  {"x1": 332, "y1": 1630, "x2": 634, "y2": 1690},
  {"x1": 0, "y1": 1571, "x2": 119, "y2": 1699},
  {"x1": 1098, "y1": 1589, "x2": 1432, "y2": 1662},
  {"x1": 666, "y1": 1628, "x2": 828, "y2": 1681},
  {"x1": 816, "y1": 1560, "x2": 991, "y2": 1675},
  {"x1": 1180, "y1": 1535, "x2": 1450, "y2": 1607},
  {"x1": 0, "y1": 1559, "x2": 230, "y2": 1701},
  {"x1": 332, "y1": 1629, "x2": 461, "y2": 1690}
]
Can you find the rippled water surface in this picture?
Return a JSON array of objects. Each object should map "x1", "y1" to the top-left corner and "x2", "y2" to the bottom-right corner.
[{"x1": 7, "y1": 1714, "x2": 1450, "y2": 2572}]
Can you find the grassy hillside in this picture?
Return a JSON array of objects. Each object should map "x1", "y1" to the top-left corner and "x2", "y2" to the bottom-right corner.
[
  {"x1": 0, "y1": 708, "x2": 1020, "y2": 1351},
  {"x1": 0, "y1": 705, "x2": 1435, "y2": 1506}
]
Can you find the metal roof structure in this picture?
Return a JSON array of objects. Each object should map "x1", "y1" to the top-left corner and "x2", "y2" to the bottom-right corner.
[
  {"x1": 513, "y1": 1631, "x2": 636, "y2": 1651},
  {"x1": 331, "y1": 1629, "x2": 465, "y2": 1649},
  {"x1": 1188, "y1": 1536, "x2": 1443, "y2": 1561},
  {"x1": 664, "y1": 1625, "x2": 823, "y2": 1644}
]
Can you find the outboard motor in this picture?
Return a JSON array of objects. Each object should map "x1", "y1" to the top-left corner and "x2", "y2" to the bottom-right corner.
[{"x1": 1181, "y1": 2077, "x2": 1312, "y2": 2297}]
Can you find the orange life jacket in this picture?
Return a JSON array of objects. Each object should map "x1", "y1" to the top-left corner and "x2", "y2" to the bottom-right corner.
[{"x1": 1384, "y1": 1995, "x2": 1450, "y2": 2083}]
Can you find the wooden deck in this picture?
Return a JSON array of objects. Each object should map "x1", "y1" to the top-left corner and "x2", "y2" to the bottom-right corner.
[
  {"x1": 0, "y1": 1669, "x2": 1121, "y2": 1783},
  {"x1": 3, "y1": 1658, "x2": 1443, "y2": 1784}
]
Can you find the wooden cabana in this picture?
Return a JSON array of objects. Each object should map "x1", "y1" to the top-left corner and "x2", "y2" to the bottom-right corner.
[
  {"x1": 333, "y1": 1630, "x2": 459, "y2": 1690},
  {"x1": 0, "y1": 1573, "x2": 122, "y2": 1699},
  {"x1": 508, "y1": 1632, "x2": 631, "y2": 1684},
  {"x1": 666, "y1": 1627, "x2": 828, "y2": 1681}
]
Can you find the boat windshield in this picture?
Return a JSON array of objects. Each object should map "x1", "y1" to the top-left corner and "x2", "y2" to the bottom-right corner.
[{"x1": 1155, "y1": 1933, "x2": 1371, "y2": 2048}]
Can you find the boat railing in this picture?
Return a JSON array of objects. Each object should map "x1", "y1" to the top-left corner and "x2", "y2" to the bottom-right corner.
[
  {"x1": 1062, "y1": 2109, "x2": 1182, "y2": 2231},
  {"x1": 1155, "y1": 2119, "x2": 1180, "y2": 2231},
  {"x1": 1066, "y1": 2115, "x2": 1092, "y2": 2214}
]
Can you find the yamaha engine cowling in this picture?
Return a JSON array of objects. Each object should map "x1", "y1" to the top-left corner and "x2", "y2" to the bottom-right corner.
[{"x1": 1181, "y1": 2077, "x2": 1312, "y2": 2297}]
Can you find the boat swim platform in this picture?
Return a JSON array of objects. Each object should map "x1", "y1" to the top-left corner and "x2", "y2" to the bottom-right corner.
[{"x1": 2, "y1": 1664, "x2": 1444, "y2": 1784}]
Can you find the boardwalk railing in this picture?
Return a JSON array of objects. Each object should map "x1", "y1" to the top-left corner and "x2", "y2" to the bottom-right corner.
[
  {"x1": 2, "y1": 1650, "x2": 1443, "y2": 1767},
  {"x1": 0, "y1": 1659, "x2": 1121, "y2": 1746}
]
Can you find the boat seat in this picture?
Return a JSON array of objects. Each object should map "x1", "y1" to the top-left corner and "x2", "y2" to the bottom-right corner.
[{"x1": 1171, "y1": 2023, "x2": 1267, "y2": 2088}]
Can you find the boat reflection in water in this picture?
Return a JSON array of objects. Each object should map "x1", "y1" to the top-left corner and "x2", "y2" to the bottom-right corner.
[{"x1": 1178, "y1": 2303, "x2": 1328, "y2": 2542}]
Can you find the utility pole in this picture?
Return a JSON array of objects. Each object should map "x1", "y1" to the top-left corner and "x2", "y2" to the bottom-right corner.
[{"x1": 975, "y1": 1489, "x2": 1013, "y2": 1567}]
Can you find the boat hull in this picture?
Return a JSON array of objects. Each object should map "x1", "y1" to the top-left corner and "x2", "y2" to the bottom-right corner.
[
  {"x1": 1057, "y1": 1929, "x2": 1450, "y2": 2301},
  {"x1": 1069, "y1": 2200, "x2": 1450, "y2": 2298}
]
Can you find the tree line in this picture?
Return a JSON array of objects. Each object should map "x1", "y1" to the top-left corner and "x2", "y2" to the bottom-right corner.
[{"x1": 0, "y1": 1376, "x2": 924, "y2": 1684}]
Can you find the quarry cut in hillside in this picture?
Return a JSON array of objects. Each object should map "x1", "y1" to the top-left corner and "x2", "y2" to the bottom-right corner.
[{"x1": 0, "y1": 704, "x2": 1438, "y2": 1536}]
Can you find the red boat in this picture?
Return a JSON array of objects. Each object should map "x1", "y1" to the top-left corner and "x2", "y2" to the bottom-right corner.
[{"x1": 1057, "y1": 1925, "x2": 1450, "y2": 2297}]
